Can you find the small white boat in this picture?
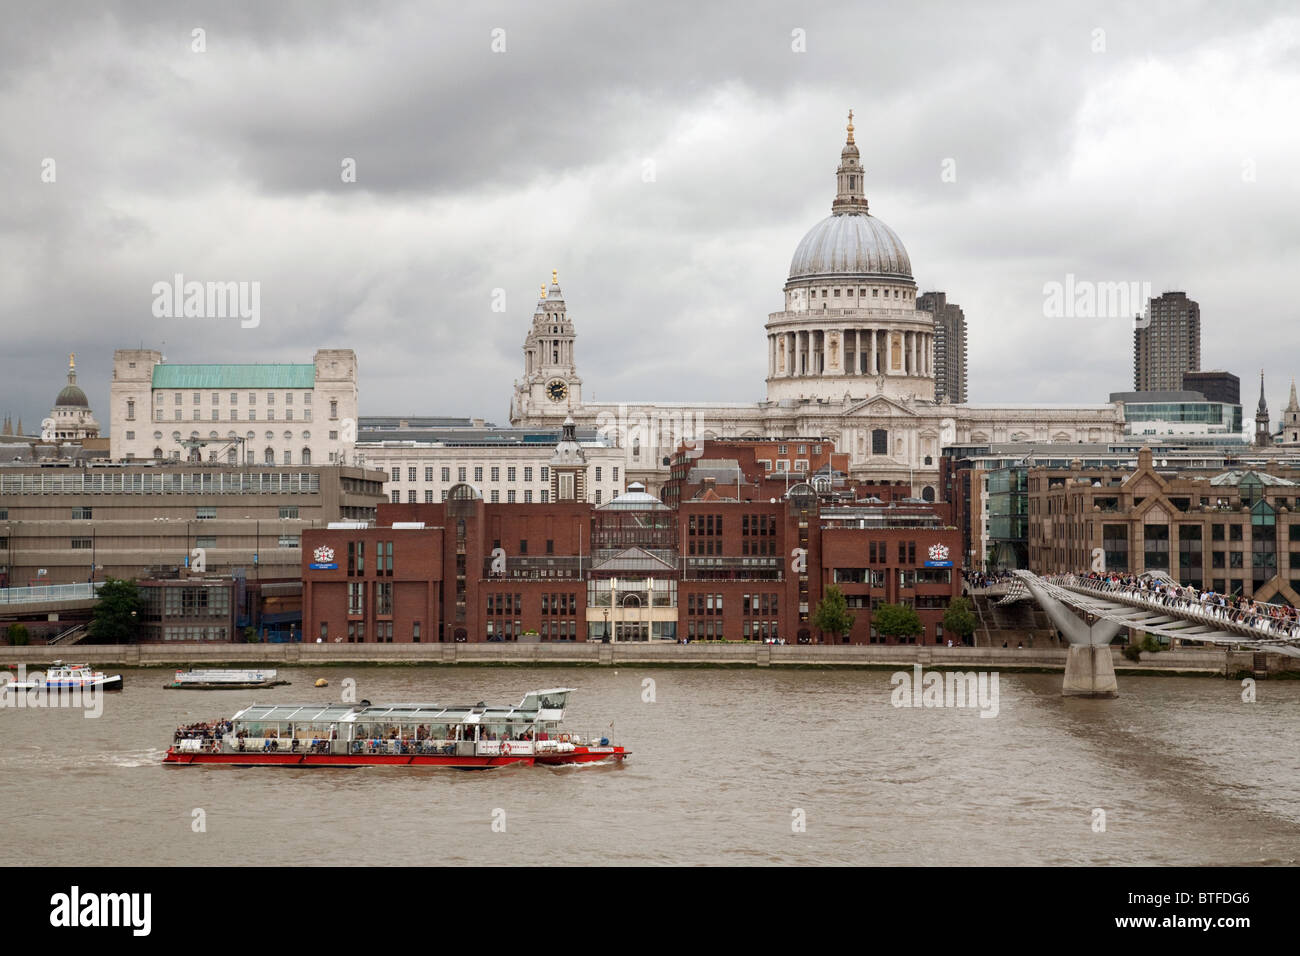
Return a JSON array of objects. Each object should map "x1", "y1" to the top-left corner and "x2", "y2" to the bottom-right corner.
[
  {"x1": 8, "y1": 662, "x2": 122, "y2": 692},
  {"x1": 166, "y1": 669, "x2": 288, "y2": 690}
]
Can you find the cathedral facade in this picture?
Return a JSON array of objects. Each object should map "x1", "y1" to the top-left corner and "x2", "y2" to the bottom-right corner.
[{"x1": 510, "y1": 118, "x2": 1124, "y2": 499}]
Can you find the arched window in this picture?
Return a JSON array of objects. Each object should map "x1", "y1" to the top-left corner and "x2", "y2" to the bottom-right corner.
[
  {"x1": 301, "y1": 447, "x2": 311, "y2": 465},
  {"x1": 153, "y1": 447, "x2": 163, "y2": 459},
  {"x1": 264, "y1": 447, "x2": 274, "y2": 464},
  {"x1": 922, "y1": 486, "x2": 936, "y2": 502}
]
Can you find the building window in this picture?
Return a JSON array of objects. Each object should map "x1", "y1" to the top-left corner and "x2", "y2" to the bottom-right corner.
[
  {"x1": 126, "y1": 400, "x2": 135, "y2": 420},
  {"x1": 407, "y1": 491, "x2": 416, "y2": 503},
  {"x1": 427, "y1": 467, "x2": 435, "y2": 482},
  {"x1": 441, "y1": 467, "x2": 450, "y2": 482},
  {"x1": 408, "y1": 467, "x2": 416, "y2": 482},
  {"x1": 524, "y1": 466, "x2": 532, "y2": 482},
  {"x1": 196, "y1": 507, "x2": 216, "y2": 519},
  {"x1": 508, "y1": 467, "x2": 517, "y2": 482},
  {"x1": 491, "y1": 467, "x2": 500, "y2": 482},
  {"x1": 391, "y1": 467, "x2": 400, "y2": 482},
  {"x1": 72, "y1": 507, "x2": 93, "y2": 520}
]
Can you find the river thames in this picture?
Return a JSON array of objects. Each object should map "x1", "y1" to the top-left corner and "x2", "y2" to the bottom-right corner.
[{"x1": 2, "y1": 666, "x2": 1296, "y2": 866}]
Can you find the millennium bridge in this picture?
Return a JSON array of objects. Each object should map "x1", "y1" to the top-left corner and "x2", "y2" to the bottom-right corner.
[{"x1": 995, "y1": 571, "x2": 1300, "y2": 697}]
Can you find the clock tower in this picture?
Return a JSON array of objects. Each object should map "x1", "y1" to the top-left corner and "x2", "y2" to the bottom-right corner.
[{"x1": 511, "y1": 270, "x2": 583, "y2": 424}]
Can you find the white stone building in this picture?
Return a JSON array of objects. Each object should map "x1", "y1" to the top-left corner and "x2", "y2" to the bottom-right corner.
[
  {"x1": 356, "y1": 420, "x2": 625, "y2": 505},
  {"x1": 510, "y1": 118, "x2": 1125, "y2": 498},
  {"x1": 109, "y1": 349, "x2": 358, "y2": 465}
]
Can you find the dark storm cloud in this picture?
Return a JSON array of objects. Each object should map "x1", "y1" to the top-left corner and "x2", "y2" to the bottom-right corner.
[{"x1": 2, "y1": 0, "x2": 1299, "y2": 433}]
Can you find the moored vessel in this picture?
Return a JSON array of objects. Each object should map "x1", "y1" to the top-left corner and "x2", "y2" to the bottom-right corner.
[
  {"x1": 165, "y1": 669, "x2": 288, "y2": 690},
  {"x1": 163, "y1": 688, "x2": 628, "y2": 768}
]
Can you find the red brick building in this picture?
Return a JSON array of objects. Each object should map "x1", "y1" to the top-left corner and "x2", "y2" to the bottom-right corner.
[{"x1": 302, "y1": 482, "x2": 962, "y2": 646}]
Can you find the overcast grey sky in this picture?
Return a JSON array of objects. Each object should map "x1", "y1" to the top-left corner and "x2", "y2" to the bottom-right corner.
[{"x1": 3, "y1": 0, "x2": 1298, "y2": 432}]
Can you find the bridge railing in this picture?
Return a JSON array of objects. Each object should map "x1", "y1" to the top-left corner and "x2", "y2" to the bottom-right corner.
[
  {"x1": 0, "y1": 582, "x2": 103, "y2": 605},
  {"x1": 1050, "y1": 574, "x2": 1300, "y2": 641}
]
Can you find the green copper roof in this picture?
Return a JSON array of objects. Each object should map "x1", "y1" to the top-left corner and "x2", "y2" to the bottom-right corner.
[{"x1": 151, "y1": 364, "x2": 316, "y2": 389}]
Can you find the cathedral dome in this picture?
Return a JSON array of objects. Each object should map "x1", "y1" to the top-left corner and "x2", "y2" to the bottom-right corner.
[
  {"x1": 788, "y1": 212, "x2": 912, "y2": 282},
  {"x1": 55, "y1": 354, "x2": 89, "y2": 407},
  {"x1": 56, "y1": 384, "x2": 89, "y2": 408},
  {"x1": 787, "y1": 111, "x2": 913, "y2": 284}
]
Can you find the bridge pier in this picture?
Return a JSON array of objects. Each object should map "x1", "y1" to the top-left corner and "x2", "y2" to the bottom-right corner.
[
  {"x1": 1020, "y1": 575, "x2": 1120, "y2": 698},
  {"x1": 1062, "y1": 644, "x2": 1119, "y2": 699}
]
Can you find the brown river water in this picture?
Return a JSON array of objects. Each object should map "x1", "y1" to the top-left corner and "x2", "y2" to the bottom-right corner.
[{"x1": 2, "y1": 666, "x2": 1297, "y2": 866}]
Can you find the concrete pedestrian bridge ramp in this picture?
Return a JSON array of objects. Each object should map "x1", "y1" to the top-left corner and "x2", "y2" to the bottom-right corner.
[{"x1": 1004, "y1": 571, "x2": 1300, "y2": 698}]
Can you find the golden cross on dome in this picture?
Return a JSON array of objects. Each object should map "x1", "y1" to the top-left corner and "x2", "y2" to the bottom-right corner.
[
  {"x1": 69, "y1": 352, "x2": 75, "y2": 369},
  {"x1": 846, "y1": 109, "x2": 855, "y2": 144},
  {"x1": 552, "y1": 268, "x2": 558, "y2": 285},
  {"x1": 540, "y1": 283, "x2": 546, "y2": 299}
]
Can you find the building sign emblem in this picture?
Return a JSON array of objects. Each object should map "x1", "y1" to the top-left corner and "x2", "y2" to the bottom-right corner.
[
  {"x1": 925, "y1": 543, "x2": 952, "y2": 568},
  {"x1": 310, "y1": 545, "x2": 338, "y2": 570}
]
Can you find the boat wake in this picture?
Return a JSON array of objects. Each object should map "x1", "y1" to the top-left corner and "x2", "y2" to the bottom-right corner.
[
  {"x1": 544, "y1": 756, "x2": 626, "y2": 772},
  {"x1": 101, "y1": 748, "x2": 168, "y2": 769}
]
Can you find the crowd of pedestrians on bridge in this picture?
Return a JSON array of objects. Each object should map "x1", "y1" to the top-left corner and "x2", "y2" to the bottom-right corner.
[
  {"x1": 1070, "y1": 571, "x2": 1300, "y2": 640},
  {"x1": 963, "y1": 570, "x2": 1016, "y2": 590}
]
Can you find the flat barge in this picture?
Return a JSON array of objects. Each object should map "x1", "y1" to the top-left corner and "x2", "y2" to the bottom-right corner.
[{"x1": 165, "y1": 669, "x2": 288, "y2": 690}]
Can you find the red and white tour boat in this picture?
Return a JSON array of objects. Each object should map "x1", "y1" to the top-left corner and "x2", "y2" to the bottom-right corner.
[{"x1": 162, "y1": 687, "x2": 628, "y2": 768}]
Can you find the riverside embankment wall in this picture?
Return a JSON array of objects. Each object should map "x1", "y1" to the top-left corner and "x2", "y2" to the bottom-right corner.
[{"x1": 2, "y1": 643, "x2": 1293, "y2": 676}]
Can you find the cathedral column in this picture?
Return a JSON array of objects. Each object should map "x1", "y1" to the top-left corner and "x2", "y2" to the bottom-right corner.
[{"x1": 787, "y1": 331, "x2": 796, "y2": 377}]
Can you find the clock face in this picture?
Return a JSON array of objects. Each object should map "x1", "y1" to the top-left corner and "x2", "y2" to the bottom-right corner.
[{"x1": 546, "y1": 379, "x2": 568, "y2": 402}]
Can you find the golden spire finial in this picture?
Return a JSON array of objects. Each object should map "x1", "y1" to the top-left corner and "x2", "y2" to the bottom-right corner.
[
  {"x1": 846, "y1": 109, "x2": 855, "y2": 145},
  {"x1": 552, "y1": 268, "x2": 558, "y2": 286},
  {"x1": 540, "y1": 282, "x2": 546, "y2": 300},
  {"x1": 69, "y1": 352, "x2": 75, "y2": 370}
]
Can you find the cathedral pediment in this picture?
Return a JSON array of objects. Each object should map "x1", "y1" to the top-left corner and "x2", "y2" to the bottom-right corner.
[{"x1": 843, "y1": 395, "x2": 919, "y2": 419}]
